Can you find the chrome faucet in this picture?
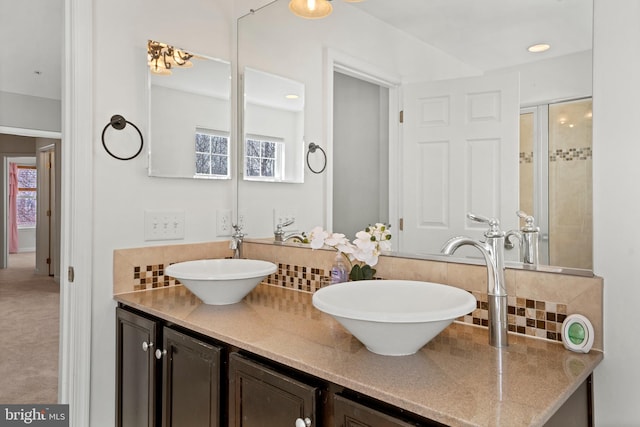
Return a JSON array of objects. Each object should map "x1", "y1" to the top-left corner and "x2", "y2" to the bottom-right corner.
[
  {"x1": 274, "y1": 219, "x2": 306, "y2": 243},
  {"x1": 230, "y1": 224, "x2": 245, "y2": 259},
  {"x1": 505, "y1": 210, "x2": 539, "y2": 265},
  {"x1": 441, "y1": 213, "x2": 508, "y2": 348}
]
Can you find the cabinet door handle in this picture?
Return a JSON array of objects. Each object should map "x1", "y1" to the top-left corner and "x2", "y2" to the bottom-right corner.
[
  {"x1": 142, "y1": 341, "x2": 154, "y2": 352},
  {"x1": 295, "y1": 418, "x2": 311, "y2": 427},
  {"x1": 155, "y1": 349, "x2": 167, "y2": 360}
]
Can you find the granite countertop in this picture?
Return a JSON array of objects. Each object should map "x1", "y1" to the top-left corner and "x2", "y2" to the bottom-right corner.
[{"x1": 114, "y1": 283, "x2": 603, "y2": 427}]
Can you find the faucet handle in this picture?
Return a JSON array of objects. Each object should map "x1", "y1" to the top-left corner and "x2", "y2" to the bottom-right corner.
[
  {"x1": 277, "y1": 218, "x2": 295, "y2": 229},
  {"x1": 516, "y1": 210, "x2": 539, "y2": 232},
  {"x1": 231, "y1": 223, "x2": 245, "y2": 237},
  {"x1": 467, "y1": 212, "x2": 503, "y2": 236}
]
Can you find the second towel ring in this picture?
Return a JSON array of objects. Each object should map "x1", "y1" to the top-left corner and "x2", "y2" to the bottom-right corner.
[
  {"x1": 101, "y1": 114, "x2": 144, "y2": 161},
  {"x1": 306, "y1": 142, "x2": 327, "y2": 174}
]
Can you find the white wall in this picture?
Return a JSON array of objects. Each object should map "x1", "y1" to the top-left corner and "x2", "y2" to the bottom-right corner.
[
  {"x1": 90, "y1": 0, "x2": 234, "y2": 424},
  {"x1": 150, "y1": 85, "x2": 231, "y2": 177},
  {"x1": 245, "y1": 103, "x2": 304, "y2": 181},
  {"x1": 592, "y1": 1, "x2": 640, "y2": 425},
  {"x1": 0, "y1": 91, "x2": 61, "y2": 132},
  {"x1": 494, "y1": 50, "x2": 593, "y2": 106}
]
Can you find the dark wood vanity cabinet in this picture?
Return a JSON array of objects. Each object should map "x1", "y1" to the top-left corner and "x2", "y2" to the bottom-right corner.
[
  {"x1": 116, "y1": 305, "x2": 452, "y2": 427},
  {"x1": 161, "y1": 326, "x2": 223, "y2": 427},
  {"x1": 228, "y1": 352, "x2": 320, "y2": 427},
  {"x1": 116, "y1": 304, "x2": 589, "y2": 427},
  {"x1": 116, "y1": 307, "x2": 223, "y2": 427},
  {"x1": 116, "y1": 307, "x2": 159, "y2": 427}
]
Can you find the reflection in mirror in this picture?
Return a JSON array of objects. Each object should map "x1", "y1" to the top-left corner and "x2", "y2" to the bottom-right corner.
[
  {"x1": 148, "y1": 40, "x2": 232, "y2": 179},
  {"x1": 520, "y1": 98, "x2": 593, "y2": 269},
  {"x1": 237, "y1": 0, "x2": 593, "y2": 273},
  {"x1": 242, "y1": 67, "x2": 305, "y2": 183}
]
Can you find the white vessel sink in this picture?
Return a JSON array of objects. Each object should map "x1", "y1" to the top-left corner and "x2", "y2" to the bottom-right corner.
[
  {"x1": 165, "y1": 259, "x2": 277, "y2": 305},
  {"x1": 312, "y1": 280, "x2": 476, "y2": 356}
]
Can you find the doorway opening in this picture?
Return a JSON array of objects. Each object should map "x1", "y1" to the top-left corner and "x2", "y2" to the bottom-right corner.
[
  {"x1": 333, "y1": 71, "x2": 390, "y2": 239},
  {"x1": 325, "y1": 50, "x2": 401, "y2": 248},
  {"x1": 0, "y1": 131, "x2": 61, "y2": 404},
  {"x1": 519, "y1": 97, "x2": 593, "y2": 269}
]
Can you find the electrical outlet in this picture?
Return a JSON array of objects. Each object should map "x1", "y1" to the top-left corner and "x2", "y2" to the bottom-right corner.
[
  {"x1": 216, "y1": 209, "x2": 232, "y2": 236},
  {"x1": 237, "y1": 210, "x2": 247, "y2": 230},
  {"x1": 144, "y1": 210, "x2": 185, "y2": 241}
]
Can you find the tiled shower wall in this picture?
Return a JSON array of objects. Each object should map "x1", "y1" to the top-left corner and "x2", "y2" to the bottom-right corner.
[
  {"x1": 113, "y1": 240, "x2": 603, "y2": 350},
  {"x1": 519, "y1": 99, "x2": 593, "y2": 270}
]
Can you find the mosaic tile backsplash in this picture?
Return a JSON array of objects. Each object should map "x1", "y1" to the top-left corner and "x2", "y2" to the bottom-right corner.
[
  {"x1": 133, "y1": 264, "x2": 179, "y2": 291},
  {"x1": 132, "y1": 259, "x2": 570, "y2": 343}
]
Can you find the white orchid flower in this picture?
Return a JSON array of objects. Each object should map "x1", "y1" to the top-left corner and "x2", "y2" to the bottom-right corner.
[
  {"x1": 324, "y1": 232, "x2": 354, "y2": 254},
  {"x1": 308, "y1": 226, "x2": 329, "y2": 249},
  {"x1": 307, "y1": 223, "x2": 391, "y2": 273},
  {"x1": 378, "y1": 239, "x2": 392, "y2": 252}
]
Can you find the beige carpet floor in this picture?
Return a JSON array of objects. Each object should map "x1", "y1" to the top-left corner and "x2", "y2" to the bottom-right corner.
[{"x1": 0, "y1": 252, "x2": 59, "y2": 403}]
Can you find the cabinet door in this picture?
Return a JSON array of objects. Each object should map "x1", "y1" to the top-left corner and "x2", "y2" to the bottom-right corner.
[
  {"x1": 333, "y1": 395, "x2": 417, "y2": 427},
  {"x1": 116, "y1": 307, "x2": 159, "y2": 427},
  {"x1": 229, "y1": 353, "x2": 319, "y2": 427},
  {"x1": 160, "y1": 327, "x2": 223, "y2": 427}
]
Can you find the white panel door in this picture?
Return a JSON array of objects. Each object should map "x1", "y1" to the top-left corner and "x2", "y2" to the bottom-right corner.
[{"x1": 400, "y1": 73, "x2": 520, "y2": 257}]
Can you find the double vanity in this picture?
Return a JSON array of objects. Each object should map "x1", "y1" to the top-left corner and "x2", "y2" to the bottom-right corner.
[{"x1": 113, "y1": 240, "x2": 603, "y2": 427}]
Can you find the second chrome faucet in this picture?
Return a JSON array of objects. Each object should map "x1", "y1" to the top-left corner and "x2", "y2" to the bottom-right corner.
[{"x1": 274, "y1": 219, "x2": 306, "y2": 243}]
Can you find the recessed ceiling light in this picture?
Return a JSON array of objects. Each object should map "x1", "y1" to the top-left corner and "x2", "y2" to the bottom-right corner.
[{"x1": 528, "y1": 43, "x2": 551, "y2": 53}]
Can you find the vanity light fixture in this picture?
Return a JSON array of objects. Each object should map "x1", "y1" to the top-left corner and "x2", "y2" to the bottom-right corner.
[
  {"x1": 285, "y1": 94, "x2": 300, "y2": 99},
  {"x1": 289, "y1": 0, "x2": 366, "y2": 19},
  {"x1": 147, "y1": 40, "x2": 194, "y2": 76},
  {"x1": 289, "y1": 0, "x2": 333, "y2": 19},
  {"x1": 527, "y1": 43, "x2": 551, "y2": 53}
]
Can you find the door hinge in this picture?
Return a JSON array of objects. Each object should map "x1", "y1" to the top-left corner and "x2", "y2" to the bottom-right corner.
[
  {"x1": 399, "y1": 110, "x2": 404, "y2": 123},
  {"x1": 47, "y1": 209, "x2": 51, "y2": 217},
  {"x1": 46, "y1": 257, "x2": 51, "y2": 264},
  {"x1": 68, "y1": 266, "x2": 75, "y2": 283},
  {"x1": 399, "y1": 218, "x2": 404, "y2": 231}
]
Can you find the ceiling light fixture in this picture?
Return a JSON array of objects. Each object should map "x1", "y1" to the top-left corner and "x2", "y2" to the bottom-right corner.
[
  {"x1": 147, "y1": 40, "x2": 194, "y2": 76},
  {"x1": 527, "y1": 43, "x2": 551, "y2": 53},
  {"x1": 289, "y1": 0, "x2": 333, "y2": 19}
]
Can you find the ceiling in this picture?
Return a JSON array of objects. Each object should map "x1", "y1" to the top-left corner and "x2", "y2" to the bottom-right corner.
[
  {"x1": 349, "y1": 0, "x2": 593, "y2": 72},
  {"x1": 0, "y1": 0, "x2": 592, "y2": 102},
  {"x1": 0, "y1": 0, "x2": 63, "y2": 101}
]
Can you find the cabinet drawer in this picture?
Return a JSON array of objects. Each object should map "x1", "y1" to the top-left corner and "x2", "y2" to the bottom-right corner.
[{"x1": 229, "y1": 352, "x2": 319, "y2": 427}]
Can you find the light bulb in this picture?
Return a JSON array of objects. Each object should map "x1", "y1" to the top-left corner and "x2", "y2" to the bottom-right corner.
[{"x1": 289, "y1": 0, "x2": 332, "y2": 19}]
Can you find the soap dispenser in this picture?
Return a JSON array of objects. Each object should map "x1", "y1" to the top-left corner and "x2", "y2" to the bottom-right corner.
[
  {"x1": 505, "y1": 210, "x2": 540, "y2": 265},
  {"x1": 330, "y1": 252, "x2": 348, "y2": 284}
]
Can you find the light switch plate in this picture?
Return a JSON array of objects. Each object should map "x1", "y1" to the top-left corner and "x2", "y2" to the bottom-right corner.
[{"x1": 144, "y1": 210, "x2": 185, "y2": 241}]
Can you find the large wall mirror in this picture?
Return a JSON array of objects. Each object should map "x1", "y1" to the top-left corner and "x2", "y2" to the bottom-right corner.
[
  {"x1": 148, "y1": 40, "x2": 232, "y2": 179},
  {"x1": 242, "y1": 67, "x2": 305, "y2": 183},
  {"x1": 237, "y1": 0, "x2": 593, "y2": 272}
]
